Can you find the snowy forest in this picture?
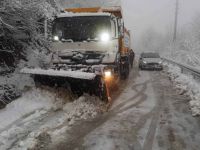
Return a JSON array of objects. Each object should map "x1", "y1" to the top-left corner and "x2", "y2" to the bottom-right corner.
[
  {"x1": 0, "y1": 0, "x2": 59, "y2": 69},
  {"x1": 0, "y1": 0, "x2": 59, "y2": 107}
]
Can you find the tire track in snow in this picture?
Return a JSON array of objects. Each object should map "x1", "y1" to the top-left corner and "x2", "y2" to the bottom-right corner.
[
  {"x1": 5, "y1": 110, "x2": 64, "y2": 150},
  {"x1": 113, "y1": 80, "x2": 149, "y2": 114},
  {"x1": 142, "y1": 72, "x2": 164, "y2": 150}
]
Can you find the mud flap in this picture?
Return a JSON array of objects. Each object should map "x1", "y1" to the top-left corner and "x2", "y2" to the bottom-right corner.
[
  {"x1": 120, "y1": 56, "x2": 130, "y2": 80},
  {"x1": 93, "y1": 76, "x2": 110, "y2": 102},
  {"x1": 120, "y1": 63, "x2": 130, "y2": 80}
]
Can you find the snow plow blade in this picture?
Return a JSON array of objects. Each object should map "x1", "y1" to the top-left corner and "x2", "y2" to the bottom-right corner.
[
  {"x1": 20, "y1": 68, "x2": 108, "y2": 101},
  {"x1": 21, "y1": 68, "x2": 96, "y2": 80}
]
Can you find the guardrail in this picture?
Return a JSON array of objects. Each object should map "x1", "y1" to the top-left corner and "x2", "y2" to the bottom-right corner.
[{"x1": 162, "y1": 58, "x2": 200, "y2": 80}]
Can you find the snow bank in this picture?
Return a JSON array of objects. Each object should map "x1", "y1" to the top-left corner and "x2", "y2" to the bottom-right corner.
[
  {"x1": 20, "y1": 95, "x2": 105, "y2": 150},
  {"x1": 0, "y1": 87, "x2": 67, "y2": 150},
  {"x1": 50, "y1": 95, "x2": 105, "y2": 137},
  {"x1": 165, "y1": 63, "x2": 200, "y2": 116},
  {"x1": 63, "y1": 95, "x2": 103, "y2": 120},
  {"x1": 164, "y1": 51, "x2": 200, "y2": 70},
  {"x1": 0, "y1": 90, "x2": 47, "y2": 129},
  {"x1": 0, "y1": 88, "x2": 65, "y2": 131}
]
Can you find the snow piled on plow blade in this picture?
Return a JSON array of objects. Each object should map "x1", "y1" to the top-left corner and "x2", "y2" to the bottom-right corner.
[
  {"x1": 21, "y1": 68, "x2": 96, "y2": 80},
  {"x1": 59, "y1": 0, "x2": 121, "y2": 8}
]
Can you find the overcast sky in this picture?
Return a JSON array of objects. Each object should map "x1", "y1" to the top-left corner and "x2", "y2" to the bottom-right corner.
[{"x1": 122, "y1": 0, "x2": 200, "y2": 42}]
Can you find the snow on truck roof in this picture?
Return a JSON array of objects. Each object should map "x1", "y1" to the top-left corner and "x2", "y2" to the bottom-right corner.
[
  {"x1": 57, "y1": 7, "x2": 122, "y2": 18},
  {"x1": 57, "y1": 12, "x2": 111, "y2": 18}
]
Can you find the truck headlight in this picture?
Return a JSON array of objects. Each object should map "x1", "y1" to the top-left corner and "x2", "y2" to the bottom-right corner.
[
  {"x1": 100, "y1": 33, "x2": 110, "y2": 42},
  {"x1": 104, "y1": 70, "x2": 112, "y2": 78},
  {"x1": 54, "y1": 36, "x2": 59, "y2": 41}
]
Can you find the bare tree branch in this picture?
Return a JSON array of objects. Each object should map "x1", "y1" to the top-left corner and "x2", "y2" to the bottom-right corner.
[{"x1": 0, "y1": 17, "x2": 14, "y2": 29}]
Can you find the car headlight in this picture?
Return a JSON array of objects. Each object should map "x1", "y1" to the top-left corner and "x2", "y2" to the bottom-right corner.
[
  {"x1": 53, "y1": 36, "x2": 59, "y2": 41},
  {"x1": 104, "y1": 70, "x2": 112, "y2": 78},
  {"x1": 100, "y1": 33, "x2": 110, "y2": 42},
  {"x1": 143, "y1": 61, "x2": 147, "y2": 64},
  {"x1": 158, "y1": 61, "x2": 162, "y2": 64}
]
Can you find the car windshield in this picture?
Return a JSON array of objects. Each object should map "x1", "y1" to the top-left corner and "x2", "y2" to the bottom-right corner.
[
  {"x1": 52, "y1": 16, "x2": 112, "y2": 42},
  {"x1": 142, "y1": 53, "x2": 160, "y2": 58}
]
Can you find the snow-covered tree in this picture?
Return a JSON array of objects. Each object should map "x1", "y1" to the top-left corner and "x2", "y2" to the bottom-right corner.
[{"x1": 0, "y1": 0, "x2": 57, "y2": 68}]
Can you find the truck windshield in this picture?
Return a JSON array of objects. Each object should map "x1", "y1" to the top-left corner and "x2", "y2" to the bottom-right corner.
[{"x1": 52, "y1": 16, "x2": 112, "y2": 42}]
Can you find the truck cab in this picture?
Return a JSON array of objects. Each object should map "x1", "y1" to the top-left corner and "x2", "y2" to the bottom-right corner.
[
  {"x1": 51, "y1": 7, "x2": 132, "y2": 79},
  {"x1": 51, "y1": 12, "x2": 119, "y2": 65}
]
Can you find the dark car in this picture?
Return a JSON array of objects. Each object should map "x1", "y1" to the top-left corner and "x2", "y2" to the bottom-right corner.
[{"x1": 139, "y1": 52, "x2": 163, "y2": 70}]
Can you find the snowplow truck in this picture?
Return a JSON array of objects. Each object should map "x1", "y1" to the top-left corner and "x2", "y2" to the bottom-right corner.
[{"x1": 21, "y1": 7, "x2": 134, "y2": 101}]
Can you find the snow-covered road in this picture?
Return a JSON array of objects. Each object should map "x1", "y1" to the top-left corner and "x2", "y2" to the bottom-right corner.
[
  {"x1": 1, "y1": 64, "x2": 200, "y2": 150},
  {"x1": 47, "y1": 65, "x2": 200, "y2": 150}
]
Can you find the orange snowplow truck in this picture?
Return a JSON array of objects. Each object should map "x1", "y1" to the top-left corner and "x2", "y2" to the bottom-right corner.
[{"x1": 21, "y1": 6, "x2": 134, "y2": 102}]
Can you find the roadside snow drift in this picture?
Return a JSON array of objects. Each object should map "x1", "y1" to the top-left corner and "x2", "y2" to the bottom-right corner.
[
  {"x1": 165, "y1": 63, "x2": 200, "y2": 116},
  {"x1": 0, "y1": 88, "x2": 57, "y2": 130},
  {"x1": 0, "y1": 87, "x2": 105, "y2": 150}
]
